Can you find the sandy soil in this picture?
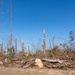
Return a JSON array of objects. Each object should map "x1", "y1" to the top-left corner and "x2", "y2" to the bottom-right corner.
[{"x1": 0, "y1": 67, "x2": 75, "y2": 75}]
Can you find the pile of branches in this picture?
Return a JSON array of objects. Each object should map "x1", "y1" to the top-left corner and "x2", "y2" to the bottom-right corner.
[{"x1": 19, "y1": 58, "x2": 75, "y2": 69}]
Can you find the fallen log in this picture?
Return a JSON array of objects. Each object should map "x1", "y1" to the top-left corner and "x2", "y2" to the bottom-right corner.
[{"x1": 42, "y1": 59, "x2": 64, "y2": 63}]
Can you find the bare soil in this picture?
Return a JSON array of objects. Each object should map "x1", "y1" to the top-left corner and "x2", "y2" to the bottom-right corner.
[{"x1": 0, "y1": 67, "x2": 75, "y2": 75}]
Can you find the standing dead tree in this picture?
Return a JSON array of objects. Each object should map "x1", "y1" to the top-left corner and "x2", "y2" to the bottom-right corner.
[
  {"x1": 49, "y1": 36, "x2": 55, "y2": 49},
  {"x1": 28, "y1": 46, "x2": 31, "y2": 54},
  {"x1": 42, "y1": 30, "x2": 46, "y2": 55},
  {"x1": 22, "y1": 40, "x2": 25, "y2": 54},
  {"x1": 15, "y1": 36, "x2": 17, "y2": 54},
  {"x1": 49, "y1": 39, "x2": 52, "y2": 49},
  {"x1": 9, "y1": 0, "x2": 13, "y2": 50},
  {"x1": 52, "y1": 36, "x2": 55, "y2": 48}
]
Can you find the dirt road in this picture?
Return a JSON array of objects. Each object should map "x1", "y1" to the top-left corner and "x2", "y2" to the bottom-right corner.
[{"x1": 0, "y1": 67, "x2": 75, "y2": 75}]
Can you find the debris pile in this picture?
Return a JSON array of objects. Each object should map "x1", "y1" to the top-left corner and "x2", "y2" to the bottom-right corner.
[{"x1": 19, "y1": 58, "x2": 75, "y2": 69}]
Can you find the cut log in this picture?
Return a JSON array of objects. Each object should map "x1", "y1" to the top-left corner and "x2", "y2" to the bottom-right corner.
[{"x1": 35, "y1": 58, "x2": 43, "y2": 68}]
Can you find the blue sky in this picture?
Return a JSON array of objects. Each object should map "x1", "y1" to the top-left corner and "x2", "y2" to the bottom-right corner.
[{"x1": 0, "y1": 0, "x2": 75, "y2": 50}]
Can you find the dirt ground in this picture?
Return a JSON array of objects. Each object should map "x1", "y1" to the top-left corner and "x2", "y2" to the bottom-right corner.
[{"x1": 0, "y1": 67, "x2": 75, "y2": 75}]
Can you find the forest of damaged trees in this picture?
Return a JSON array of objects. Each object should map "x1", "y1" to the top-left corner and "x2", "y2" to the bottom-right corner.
[
  {"x1": 0, "y1": 0, "x2": 75, "y2": 69},
  {"x1": 0, "y1": 30, "x2": 75, "y2": 69}
]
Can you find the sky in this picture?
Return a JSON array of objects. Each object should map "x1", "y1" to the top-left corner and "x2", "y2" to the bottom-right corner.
[{"x1": 0, "y1": 0, "x2": 75, "y2": 50}]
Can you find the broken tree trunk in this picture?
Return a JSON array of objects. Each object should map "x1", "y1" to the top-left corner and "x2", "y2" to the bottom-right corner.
[
  {"x1": 42, "y1": 30, "x2": 46, "y2": 55},
  {"x1": 22, "y1": 40, "x2": 25, "y2": 54}
]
